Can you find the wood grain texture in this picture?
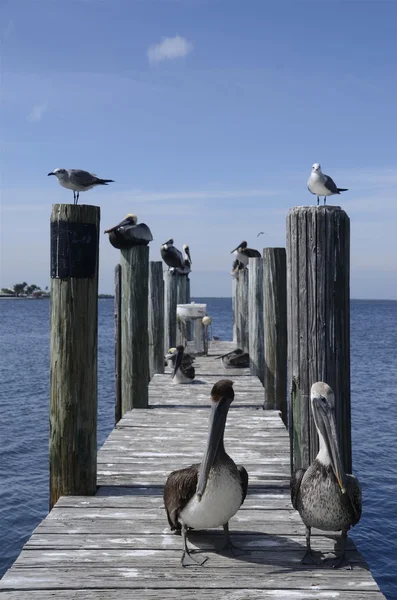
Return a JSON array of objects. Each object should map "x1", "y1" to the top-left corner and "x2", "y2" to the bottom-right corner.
[
  {"x1": 232, "y1": 278, "x2": 237, "y2": 343},
  {"x1": 49, "y1": 204, "x2": 99, "y2": 509},
  {"x1": 236, "y1": 268, "x2": 249, "y2": 352},
  {"x1": 120, "y1": 245, "x2": 149, "y2": 411},
  {"x1": 248, "y1": 257, "x2": 264, "y2": 383},
  {"x1": 114, "y1": 264, "x2": 122, "y2": 424},
  {"x1": 163, "y1": 271, "x2": 178, "y2": 353},
  {"x1": 263, "y1": 248, "x2": 287, "y2": 423},
  {"x1": 286, "y1": 206, "x2": 351, "y2": 472},
  {"x1": 148, "y1": 261, "x2": 164, "y2": 379}
]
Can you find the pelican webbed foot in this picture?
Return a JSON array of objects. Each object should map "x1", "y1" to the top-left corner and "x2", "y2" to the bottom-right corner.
[
  {"x1": 218, "y1": 522, "x2": 245, "y2": 557},
  {"x1": 301, "y1": 525, "x2": 320, "y2": 565},
  {"x1": 323, "y1": 530, "x2": 352, "y2": 570},
  {"x1": 181, "y1": 526, "x2": 208, "y2": 567}
]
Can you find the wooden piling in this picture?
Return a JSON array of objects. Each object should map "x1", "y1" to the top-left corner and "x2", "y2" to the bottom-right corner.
[
  {"x1": 120, "y1": 245, "x2": 149, "y2": 412},
  {"x1": 232, "y1": 278, "x2": 238, "y2": 343},
  {"x1": 236, "y1": 268, "x2": 249, "y2": 352},
  {"x1": 248, "y1": 257, "x2": 264, "y2": 383},
  {"x1": 114, "y1": 264, "x2": 122, "y2": 424},
  {"x1": 49, "y1": 204, "x2": 99, "y2": 509},
  {"x1": 164, "y1": 271, "x2": 178, "y2": 353},
  {"x1": 263, "y1": 248, "x2": 287, "y2": 424},
  {"x1": 287, "y1": 206, "x2": 351, "y2": 473},
  {"x1": 148, "y1": 261, "x2": 165, "y2": 379}
]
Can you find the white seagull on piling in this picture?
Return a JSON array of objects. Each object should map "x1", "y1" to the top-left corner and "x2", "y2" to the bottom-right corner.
[
  {"x1": 48, "y1": 168, "x2": 114, "y2": 205},
  {"x1": 307, "y1": 164, "x2": 348, "y2": 206}
]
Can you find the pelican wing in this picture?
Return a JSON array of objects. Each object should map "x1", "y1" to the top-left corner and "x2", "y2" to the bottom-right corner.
[
  {"x1": 229, "y1": 352, "x2": 250, "y2": 368},
  {"x1": 238, "y1": 465, "x2": 249, "y2": 505},
  {"x1": 344, "y1": 474, "x2": 362, "y2": 526},
  {"x1": 164, "y1": 464, "x2": 199, "y2": 531},
  {"x1": 182, "y1": 363, "x2": 195, "y2": 380},
  {"x1": 290, "y1": 468, "x2": 306, "y2": 510}
]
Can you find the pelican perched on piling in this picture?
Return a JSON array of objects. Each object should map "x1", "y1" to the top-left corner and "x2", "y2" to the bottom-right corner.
[
  {"x1": 290, "y1": 382, "x2": 362, "y2": 568},
  {"x1": 172, "y1": 345, "x2": 195, "y2": 384},
  {"x1": 104, "y1": 214, "x2": 153, "y2": 249},
  {"x1": 170, "y1": 244, "x2": 192, "y2": 276},
  {"x1": 230, "y1": 241, "x2": 261, "y2": 267},
  {"x1": 165, "y1": 347, "x2": 195, "y2": 370},
  {"x1": 215, "y1": 348, "x2": 250, "y2": 369},
  {"x1": 231, "y1": 259, "x2": 244, "y2": 279},
  {"x1": 161, "y1": 239, "x2": 185, "y2": 271},
  {"x1": 164, "y1": 379, "x2": 249, "y2": 566}
]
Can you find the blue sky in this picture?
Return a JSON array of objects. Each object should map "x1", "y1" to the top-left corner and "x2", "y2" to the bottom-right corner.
[{"x1": 1, "y1": 0, "x2": 396, "y2": 297}]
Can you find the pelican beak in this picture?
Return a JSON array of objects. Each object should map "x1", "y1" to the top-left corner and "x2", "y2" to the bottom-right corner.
[
  {"x1": 196, "y1": 398, "x2": 229, "y2": 501},
  {"x1": 314, "y1": 398, "x2": 347, "y2": 494},
  {"x1": 47, "y1": 172, "x2": 55, "y2": 176},
  {"x1": 230, "y1": 245, "x2": 240, "y2": 254},
  {"x1": 104, "y1": 217, "x2": 129, "y2": 234},
  {"x1": 172, "y1": 348, "x2": 183, "y2": 379}
]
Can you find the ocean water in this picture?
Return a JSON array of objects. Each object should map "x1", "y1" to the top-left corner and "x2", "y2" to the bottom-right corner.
[{"x1": 0, "y1": 297, "x2": 396, "y2": 598}]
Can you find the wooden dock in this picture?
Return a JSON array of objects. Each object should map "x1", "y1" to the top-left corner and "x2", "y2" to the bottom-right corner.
[{"x1": 0, "y1": 342, "x2": 385, "y2": 599}]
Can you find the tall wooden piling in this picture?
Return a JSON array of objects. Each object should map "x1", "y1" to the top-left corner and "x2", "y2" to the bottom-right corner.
[
  {"x1": 248, "y1": 257, "x2": 264, "y2": 382},
  {"x1": 232, "y1": 278, "x2": 238, "y2": 343},
  {"x1": 287, "y1": 206, "x2": 351, "y2": 473},
  {"x1": 263, "y1": 248, "x2": 287, "y2": 424},
  {"x1": 236, "y1": 268, "x2": 249, "y2": 351},
  {"x1": 49, "y1": 204, "x2": 99, "y2": 509},
  {"x1": 164, "y1": 271, "x2": 178, "y2": 353},
  {"x1": 114, "y1": 264, "x2": 122, "y2": 424},
  {"x1": 148, "y1": 261, "x2": 165, "y2": 379},
  {"x1": 176, "y1": 275, "x2": 191, "y2": 345},
  {"x1": 120, "y1": 245, "x2": 149, "y2": 412}
]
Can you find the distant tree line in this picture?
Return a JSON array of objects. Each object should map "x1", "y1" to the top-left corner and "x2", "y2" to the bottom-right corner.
[{"x1": 1, "y1": 282, "x2": 49, "y2": 296}]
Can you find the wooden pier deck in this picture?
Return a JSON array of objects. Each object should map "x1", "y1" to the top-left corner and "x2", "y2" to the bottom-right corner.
[{"x1": 0, "y1": 342, "x2": 385, "y2": 599}]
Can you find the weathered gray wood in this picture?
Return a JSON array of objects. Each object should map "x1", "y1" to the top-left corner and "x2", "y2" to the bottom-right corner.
[
  {"x1": 120, "y1": 245, "x2": 149, "y2": 411},
  {"x1": 176, "y1": 275, "x2": 190, "y2": 346},
  {"x1": 236, "y1": 268, "x2": 249, "y2": 351},
  {"x1": 263, "y1": 248, "x2": 287, "y2": 424},
  {"x1": 114, "y1": 264, "x2": 122, "y2": 424},
  {"x1": 163, "y1": 271, "x2": 178, "y2": 353},
  {"x1": 0, "y1": 592, "x2": 384, "y2": 600},
  {"x1": 49, "y1": 204, "x2": 99, "y2": 509},
  {"x1": 287, "y1": 206, "x2": 351, "y2": 473},
  {"x1": 232, "y1": 277, "x2": 238, "y2": 343},
  {"x1": 248, "y1": 257, "x2": 264, "y2": 383},
  {"x1": 148, "y1": 261, "x2": 164, "y2": 379}
]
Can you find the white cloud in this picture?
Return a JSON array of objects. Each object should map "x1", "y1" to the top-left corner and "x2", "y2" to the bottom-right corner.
[
  {"x1": 27, "y1": 103, "x2": 47, "y2": 123},
  {"x1": 147, "y1": 35, "x2": 193, "y2": 65}
]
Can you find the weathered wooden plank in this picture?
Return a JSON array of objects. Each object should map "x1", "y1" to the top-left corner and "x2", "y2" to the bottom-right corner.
[
  {"x1": 236, "y1": 268, "x2": 249, "y2": 351},
  {"x1": 263, "y1": 248, "x2": 287, "y2": 424},
  {"x1": 49, "y1": 204, "x2": 99, "y2": 509},
  {"x1": 120, "y1": 245, "x2": 149, "y2": 411},
  {"x1": 148, "y1": 261, "x2": 165, "y2": 379}
]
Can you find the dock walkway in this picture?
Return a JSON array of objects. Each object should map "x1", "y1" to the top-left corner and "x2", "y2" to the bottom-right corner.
[{"x1": 0, "y1": 342, "x2": 385, "y2": 599}]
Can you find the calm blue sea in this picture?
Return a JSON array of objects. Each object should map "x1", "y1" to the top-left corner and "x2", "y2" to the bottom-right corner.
[{"x1": 0, "y1": 298, "x2": 396, "y2": 597}]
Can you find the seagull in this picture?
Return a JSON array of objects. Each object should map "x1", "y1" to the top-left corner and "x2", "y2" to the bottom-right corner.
[
  {"x1": 307, "y1": 163, "x2": 348, "y2": 206},
  {"x1": 48, "y1": 168, "x2": 114, "y2": 205}
]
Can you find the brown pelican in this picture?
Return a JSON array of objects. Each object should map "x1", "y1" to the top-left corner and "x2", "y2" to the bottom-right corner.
[
  {"x1": 104, "y1": 214, "x2": 153, "y2": 249},
  {"x1": 215, "y1": 348, "x2": 249, "y2": 369},
  {"x1": 172, "y1": 345, "x2": 195, "y2": 384},
  {"x1": 307, "y1": 163, "x2": 348, "y2": 206},
  {"x1": 170, "y1": 244, "x2": 192, "y2": 276},
  {"x1": 161, "y1": 239, "x2": 185, "y2": 271},
  {"x1": 230, "y1": 241, "x2": 261, "y2": 267},
  {"x1": 48, "y1": 168, "x2": 114, "y2": 205},
  {"x1": 290, "y1": 382, "x2": 362, "y2": 568},
  {"x1": 164, "y1": 379, "x2": 248, "y2": 566},
  {"x1": 231, "y1": 259, "x2": 244, "y2": 279},
  {"x1": 165, "y1": 347, "x2": 195, "y2": 369}
]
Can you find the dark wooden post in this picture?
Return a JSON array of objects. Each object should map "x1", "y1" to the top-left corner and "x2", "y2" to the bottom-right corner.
[
  {"x1": 287, "y1": 206, "x2": 351, "y2": 474},
  {"x1": 164, "y1": 271, "x2": 178, "y2": 353},
  {"x1": 114, "y1": 264, "x2": 122, "y2": 424},
  {"x1": 236, "y1": 268, "x2": 249, "y2": 352},
  {"x1": 149, "y1": 261, "x2": 165, "y2": 379},
  {"x1": 49, "y1": 204, "x2": 99, "y2": 509},
  {"x1": 248, "y1": 257, "x2": 264, "y2": 383},
  {"x1": 263, "y1": 248, "x2": 287, "y2": 424},
  {"x1": 120, "y1": 245, "x2": 149, "y2": 412}
]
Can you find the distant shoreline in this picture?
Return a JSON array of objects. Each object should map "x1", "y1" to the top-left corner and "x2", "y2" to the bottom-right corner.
[{"x1": 0, "y1": 296, "x2": 395, "y2": 302}]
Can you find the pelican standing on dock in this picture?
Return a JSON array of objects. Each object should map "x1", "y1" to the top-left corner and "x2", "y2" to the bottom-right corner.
[
  {"x1": 290, "y1": 382, "x2": 362, "y2": 568},
  {"x1": 215, "y1": 348, "x2": 250, "y2": 369},
  {"x1": 171, "y1": 345, "x2": 195, "y2": 384},
  {"x1": 307, "y1": 163, "x2": 348, "y2": 206},
  {"x1": 230, "y1": 241, "x2": 261, "y2": 267},
  {"x1": 104, "y1": 214, "x2": 153, "y2": 249},
  {"x1": 161, "y1": 239, "x2": 185, "y2": 271},
  {"x1": 165, "y1": 347, "x2": 195, "y2": 369},
  {"x1": 164, "y1": 379, "x2": 249, "y2": 566}
]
